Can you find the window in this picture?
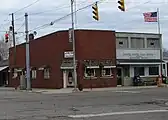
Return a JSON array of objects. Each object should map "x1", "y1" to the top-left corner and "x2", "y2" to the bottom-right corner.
[
  {"x1": 116, "y1": 37, "x2": 128, "y2": 48},
  {"x1": 102, "y1": 68, "x2": 112, "y2": 77},
  {"x1": 131, "y1": 37, "x2": 144, "y2": 48},
  {"x1": 134, "y1": 67, "x2": 145, "y2": 76},
  {"x1": 44, "y1": 68, "x2": 50, "y2": 79},
  {"x1": 150, "y1": 42, "x2": 154, "y2": 45},
  {"x1": 31, "y1": 70, "x2": 37, "y2": 79},
  {"x1": 119, "y1": 41, "x2": 123, "y2": 45},
  {"x1": 85, "y1": 68, "x2": 95, "y2": 77},
  {"x1": 149, "y1": 66, "x2": 159, "y2": 75},
  {"x1": 147, "y1": 38, "x2": 160, "y2": 48}
]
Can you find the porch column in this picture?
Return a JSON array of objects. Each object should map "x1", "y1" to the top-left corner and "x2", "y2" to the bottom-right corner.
[{"x1": 63, "y1": 70, "x2": 67, "y2": 88}]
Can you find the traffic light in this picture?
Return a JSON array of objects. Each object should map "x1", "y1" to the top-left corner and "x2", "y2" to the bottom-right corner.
[
  {"x1": 118, "y1": 0, "x2": 125, "y2": 11},
  {"x1": 92, "y1": 2, "x2": 99, "y2": 21},
  {"x1": 5, "y1": 33, "x2": 9, "y2": 43}
]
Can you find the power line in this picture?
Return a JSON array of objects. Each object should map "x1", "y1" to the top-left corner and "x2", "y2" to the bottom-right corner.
[
  {"x1": 29, "y1": 0, "x2": 88, "y2": 16},
  {"x1": 0, "y1": 15, "x2": 10, "y2": 32},
  {"x1": 14, "y1": 0, "x2": 167, "y2": 36},
  {"x1": 29, "y1": 5, "x2": 70, "y2": 15},
  {"x1": 30, "y1": 0, "x2": 105, "y2": 32},
  {"x1": 16, "y1": 22, "x2": 25, "y2": 32},
  {"x1": 13, "y1": 0, "x2": 41, "y2": 14}
]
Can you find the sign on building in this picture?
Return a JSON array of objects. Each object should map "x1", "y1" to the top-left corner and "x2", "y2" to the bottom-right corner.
[
  {"x1": 64, "y1": 51, "x2": 73, "y2": 58},
  {"x1": 116, "y1": 49, "x2": 160, "y2": 59}
]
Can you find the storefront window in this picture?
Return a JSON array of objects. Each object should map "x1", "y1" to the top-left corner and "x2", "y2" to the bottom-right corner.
[
  {"x1": 102, "y1": 68, "x2": 112, "y2": 76},
  {"x1": 134, "y1": 67, "x2": 144, "y2": 76},
  {"x1": 85, "y1": 68, "x2": 95, "y2": 77},
  {"x1": 149, "y1": 66, "x2": 159, "y2": 75}
]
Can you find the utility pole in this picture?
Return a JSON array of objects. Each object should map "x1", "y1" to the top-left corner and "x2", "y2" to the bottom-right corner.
[
  {"x1": 25, "y1": 13, "x2": 31, "y2": 90},
  {"x1": 11, "y1": 13, "x2": 16, "y2": 65},
  {"x1": 71, "y1": 0, "x2": 78, "y2": 92}
]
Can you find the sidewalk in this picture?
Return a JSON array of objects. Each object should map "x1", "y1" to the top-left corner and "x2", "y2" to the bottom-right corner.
[
  {"x1": 0, "y1": 87, "x2": 15, "y2": 91},
  {"x1": 0, "y1": 86, "x2": 158, "y2": 94},
  {"x1": 31, "y1": 86, "x2": 158, "y2": 94}
]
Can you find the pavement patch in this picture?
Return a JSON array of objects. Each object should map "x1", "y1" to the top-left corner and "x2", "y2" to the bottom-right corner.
[{"x1": 68, "y1": 109, "x2": 168, "y2": 118}]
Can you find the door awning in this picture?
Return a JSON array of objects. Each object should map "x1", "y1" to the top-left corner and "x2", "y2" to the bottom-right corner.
[
  {"x1": 60, "y1": 59, "x2": 77, "y2": 69},
  {"x1": 117, "y1": 59, "x2": 163, "y2": 65},
  {"x1": 0, "y1": 66, "x2": 8, "y2": 72}
]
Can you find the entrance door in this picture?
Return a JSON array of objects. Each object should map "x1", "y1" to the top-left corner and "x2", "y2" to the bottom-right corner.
[
  {"x1": 66, "y1": 70, "x2": 75, "y2": 88},
  {"x1": 117, "y1": 68, "x2": 122, "y2": 85}
]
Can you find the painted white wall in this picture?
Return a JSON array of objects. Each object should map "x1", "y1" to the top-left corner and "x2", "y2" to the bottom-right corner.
[{"x1": 130, "y1": 67, "x2": 134, "y2": 77}]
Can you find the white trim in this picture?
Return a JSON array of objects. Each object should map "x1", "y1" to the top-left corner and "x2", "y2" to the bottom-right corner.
[
  {"x1": 60, "y1": 67, "x2": 73, "y2": 69},
  {"x1": 104, "y1": 66, "x2": 116, "y2": 68},
  {"x1": 86, "y1": 66, "x2": 99, "y2": 68},
  {"x1": 15, "y1": 69, "x2": 22, "y2": 72},
  {"x1": 31, "y1": 70, "x2": 37, "y2": 79},
  {"x1": 120, "y1": 62, "x2": 161, "y2": 65},
  {"x1": 0, "y1": 66, "x2": 8, "y2": 71},
  {"x1": 38, "y1": 67, "x2": 44, "y2": 70},
  {"x1": 145, "y1": 75, "x2": 158, "y2": 77}
]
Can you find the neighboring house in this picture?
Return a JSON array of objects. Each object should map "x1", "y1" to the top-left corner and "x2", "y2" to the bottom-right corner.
[
  {"x1": 8, "y1": 29, "x2": 117, "y2": 89},
  {"x1": 116, "y1": 32, "x2": 164, "y2": 86},
  {"x1": 163, "y1": 56, "x2": 168, "y2": 77},
  {"x1": 0, "y1": 59, "x2": 9, "y2": 86}
]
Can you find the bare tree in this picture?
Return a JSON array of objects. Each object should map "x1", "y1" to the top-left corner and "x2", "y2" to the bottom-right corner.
[{"x1": 163, "y1": 48, "x2": 168, "y2": 58}]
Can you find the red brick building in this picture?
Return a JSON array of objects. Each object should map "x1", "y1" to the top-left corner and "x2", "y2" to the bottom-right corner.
[{"x1": 8, "y1": 29, "x2": 117, "y2": 89}]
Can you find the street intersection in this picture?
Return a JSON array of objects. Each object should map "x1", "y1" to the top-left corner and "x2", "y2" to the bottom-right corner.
[{"x1": 0, "y1": 87, "x2": 168, "y2": 120}]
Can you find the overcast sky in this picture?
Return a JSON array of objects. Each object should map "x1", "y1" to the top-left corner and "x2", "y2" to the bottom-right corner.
[{"x1": 0, "y1": 0, "x2": 168, "y2": 47}]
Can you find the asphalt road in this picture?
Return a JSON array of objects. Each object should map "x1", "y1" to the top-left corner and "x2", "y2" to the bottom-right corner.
[{"x1": 1, "y1": 87, "x2": 168, "y2": 120}]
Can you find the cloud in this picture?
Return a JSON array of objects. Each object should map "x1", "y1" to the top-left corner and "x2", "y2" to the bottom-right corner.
[{"x1": 0, "y1": 0, "x2": 168, "y2": 47}]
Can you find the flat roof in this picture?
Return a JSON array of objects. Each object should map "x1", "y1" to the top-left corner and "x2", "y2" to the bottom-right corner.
[{"x1": 116, "y1": 31, "x2": 161, "y2": 36}]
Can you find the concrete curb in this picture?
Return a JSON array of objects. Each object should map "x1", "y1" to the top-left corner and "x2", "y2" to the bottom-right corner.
[
  {"x1": 0, "y1": 86, "x2": 159, "y2": 94},
  {"x1": 31, "y1": 86, "x2": 158, "y2": 94}
]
